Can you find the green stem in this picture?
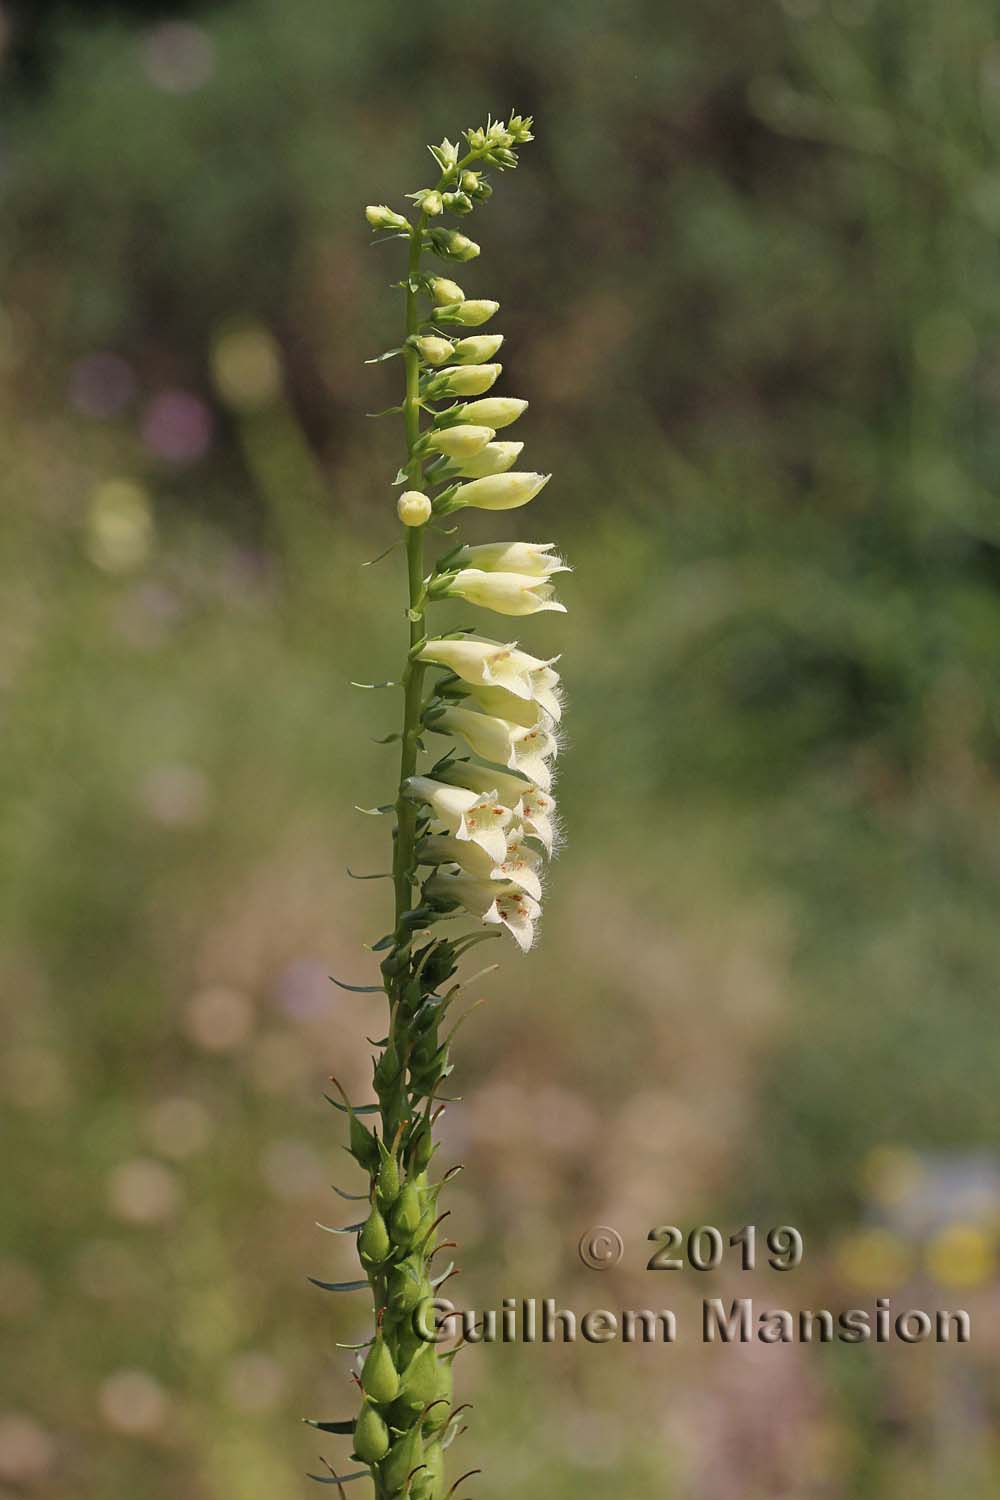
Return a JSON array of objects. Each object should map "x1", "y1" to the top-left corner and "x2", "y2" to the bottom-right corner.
[
  {"x1": 389, "y1": 146, "x2": 495, "y2": 956},
  {"x1": 391, "y1": 218, "x2": 430, "y2": 975}
]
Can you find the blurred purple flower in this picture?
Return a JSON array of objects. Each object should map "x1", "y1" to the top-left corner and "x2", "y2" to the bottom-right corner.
[
  {"x1": 274, "y1": 959, "x2": 331, "y2": 1020},
  {"x1": 141, "y1": 389, "x2": 214, "y2": 465}
]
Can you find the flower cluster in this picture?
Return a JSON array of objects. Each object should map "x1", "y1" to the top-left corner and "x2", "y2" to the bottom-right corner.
[
  {"x1": 401, "y1": 341, "x2": 564, "y2": 951},
  {"x1": 364, "y1": 112, "x2": 563, "y2": 960},
  {"x1": 410, "y1": 629, "x2": 563, "y2": 951}
]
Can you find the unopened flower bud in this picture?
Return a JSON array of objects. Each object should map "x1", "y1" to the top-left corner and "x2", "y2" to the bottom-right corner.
[
  {"x1": 365, "y1": 204, "x2": 410, "y2": 232},
  {"x1": 432, "y1": 298, "x2": 499, "y2": 327},
  {"x1": 458, "y1": 396, "x2": 528, "y2": 429},
  {"x1": 427, "y1": 227, "x2": 480, "y2": 262},
  {"x1": 397, "y1": 491, "x2": 432, "y2": 527},
  {"x1": 358, "y1": 1205, "x2": 391, "y2": 1266},
  {"x1": 389, "y1": 1181, "x2": 423, "y2": 1247},
  {"x1": 413, "y1": 188, "x2": 443, "y2": 216},
  {"x1": 442, "y1": 191, "x2": 473, "y2": 215},
  {"x1": 412, "y1": 335, "x2": 454, "y2": 366},
  {"x1": 376, "y1": 1149, "x2": 401, "y2": 1207},
  {"x1": 424, "y1": 363, "x2": 502, "y2": 398},
  {"x1": 431, "y1": 137, "x2": 459, "y2": 170},
  {"x1": 423, "y1": 424, "x2": 495, "y2": 459},
  {"x1": 456, "y1": 439, "x2": 523, "y2": 477},
  {"x1": 361, "y1": 1335, "x2": 399, "y2": 1404},
  {"x1": 450, "y1": 334, "x2": 504, "y2": 365},
  {"x1": 382, "y1": 1427, "x2": 424, "y2": 1498},
  {"x1": 429, "y1": 276, "x2": 465, "y2": 306},
  {"x1": 441, "y1": 471, "x2": 550, "y2": 513},
  {"x1": 460, "y1": 170, "x2": 481, "y2": 193},
  {"x1": 353, "y1": 1402, "x2": 390, "y2": 1464}
]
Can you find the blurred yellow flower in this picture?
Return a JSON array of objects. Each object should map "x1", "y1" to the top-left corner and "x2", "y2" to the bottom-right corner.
[
  {"x1": 85, "y1": 479, "x2": 154, "y2": 573},
  {"x1": 925, "y1": 1223, "x2": 996, "y2": 1287},
  {"x1": 834, "y1": 1227, "x2": 911, "y2": 1290},
  {"x1": 211, "y1": 324, "x2": 283, "y2": 411},
  {"x1": 860, "y1": 1144, "x2": 924, "y2": 1207}
]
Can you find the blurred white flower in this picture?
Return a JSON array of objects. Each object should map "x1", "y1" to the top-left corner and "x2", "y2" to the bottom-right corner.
[
  {"x1": 182, "y1": 985, "x2": 254, "y2": 1052},
  {"x1": 98, "y1": 1370, "x2": 169, "y2": 1435},
  {"x1": 107, "y1": 1159, "x2": 180, "y2": 1225}
]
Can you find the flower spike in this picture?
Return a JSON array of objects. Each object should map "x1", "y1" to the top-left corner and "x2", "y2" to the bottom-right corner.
[{"x1": 340, "y1": 113, "x2": 561, "y2": 1500}]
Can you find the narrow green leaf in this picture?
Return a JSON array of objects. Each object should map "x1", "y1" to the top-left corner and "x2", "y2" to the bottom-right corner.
[
  {"x1": 330, "y1": 976, "x2": 384, "y2": 994},
  {"x1": 324, "y1": 1095, "x2": 380, "y2": 1114},
  {"x1": 306, "y1": 1469, "x2": 370, "y2": 1485},
  {"x1": 303, "y1": 1419, "x2": 356, "y2": 1435},
  {"x1": 308, "y1": 1277, "x2": 369, "y2": 1293},
  {"x1": 361, "y1": 541, "x2": 404, "y2": 568}
]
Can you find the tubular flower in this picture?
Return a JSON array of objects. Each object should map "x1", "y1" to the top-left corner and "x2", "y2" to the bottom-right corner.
[
  {"x1": 431, "y1": 298, "x2": 499, "y2": 326},
  {"x1": 429, "y1": 275, "x2": 465, "y2": 305},
  {"x1": 413, "y1": 335, "x2": 455, "y2": 366},
  {"x1": 449, "y1": 334, "x2": 504, "y2": 364},
  {"x1": 456, "y1": 396, "x2": 527, "y2": 428},
  {"x1": 435, "y1": 704, "x2": 558, "y2": 791},
  {"x1": 402, "y1": 775, "x2": 512, "y2": 864},
  {"x1": 436, "y1": 567, "x2": 567, "y2": 617},
  {"x1": 451, "y1": 541, "x2": 568, "y2": 577},
  {"x1": 421, "y1": 424, "x2": 495, "y2": 459},
  {"x1": 415, "y1": 636, "x2": 562, "y2": 713},
  {"x1": 418, "y1": 829, "x2": 543, "y2": 900},
  {"x1": 423, "y1": 363, "x2": 502, "y2": 399},
  {"x1": 439, "y1": 471, "x2": 550, "y2": 513},
  {"x1": 424, "y1": 870, "x2": 541, "y2": 952},
  {"x1": 438, "y1": 761, "x2": 558, "y2": 854},
  {"x1": 457, "y1": 682, "x2": 557, "y2": 727},
  {"x1": 348, "y1": 117, "x2": 561, "y2": 1500},
  {"x1": 454, "y1": 440, "x2": 523, "y2": 478}
]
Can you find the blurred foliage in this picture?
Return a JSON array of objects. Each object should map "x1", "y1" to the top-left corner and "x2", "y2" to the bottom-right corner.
[{"x1": 2, "y1": 0, "x2": 1000, "y2": 1497}]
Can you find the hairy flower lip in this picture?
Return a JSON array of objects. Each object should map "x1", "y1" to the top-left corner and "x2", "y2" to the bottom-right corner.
[
  {"x1": 403, "y1": 775, "x2": 513, "y2": 864},
  {"x1": 450, "y1": 541, "x2": 569, "y2": 578},
  {"x1": 417, "y1": 830, "x2": 543, "y2": 900},
  {"x1": 423, "y1": 869, "x2": 541, "y2": 951},
  {"x1": 414, "y1": 637, "x2": 561, "y2": 711},
  {"x1": 436, "y1": 704, "x2": 558, "y2": 791},
  {"x1": 440, "y1": 567, "x2": 566, "y2": 618},
  {"x1": 436, "y1": 761, "x2": 558, "y2": 854}
]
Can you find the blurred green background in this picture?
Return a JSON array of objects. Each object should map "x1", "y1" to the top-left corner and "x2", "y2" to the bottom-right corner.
[{"x1": 2, "y1": 1, "x2": 1000, "y2": 1496}]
